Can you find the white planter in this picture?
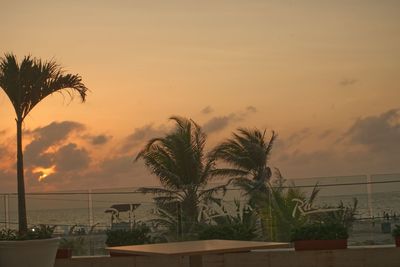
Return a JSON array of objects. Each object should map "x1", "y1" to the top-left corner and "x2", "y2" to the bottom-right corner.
[{"x1": 0, "y1": 237, "x2": 60, "y2": 267}]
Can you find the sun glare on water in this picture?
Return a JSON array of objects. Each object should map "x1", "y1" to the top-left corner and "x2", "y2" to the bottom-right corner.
[{"x1": 33, "y1": 166, "x2": 56, "y2": 181}]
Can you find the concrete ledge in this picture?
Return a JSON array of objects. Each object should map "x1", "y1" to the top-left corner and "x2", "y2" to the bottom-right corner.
[{"x1": 54, "y1": 246, "x2": 400, "y2": 267}]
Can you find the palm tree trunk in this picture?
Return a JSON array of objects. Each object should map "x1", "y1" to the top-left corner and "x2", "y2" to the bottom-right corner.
[{"x1": 16, "y1": 118, "x2": 28, "y2": 234}]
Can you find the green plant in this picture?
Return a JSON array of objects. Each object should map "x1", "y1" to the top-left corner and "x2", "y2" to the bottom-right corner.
[
  {"x1": 392, "y1": 225, "x2": 400, "y2": 237},
  {"x1": 106, "y1": 223, "x2": 152, "y2": 247},
  {"x1": 135, "y1": 117, "x2": 227, "y2": 240},
  {"x1": 0, "y1": 225, "x2": 56, "y2": 240},
  {"x1": 210, "y1": 128, "x2": 277, "y2": 239},
  {"x1": 25, "y1": 225, "x2": 56, "y2": 240},
  {"x1": 0, "y1": 229, "x2": 18, "y2": 240},
  {"x1": 198, "y1": 223, "x2": 257, "y2": 241},
  {"x1": 198, "y1": 199, "x2": 258, "y2": 241},
  {"x1": 290, "y1": 222, "x2": 348, "y2": 241},
  {"x1": 59, "y1": 236, "x2": 86, "y2": 255}
]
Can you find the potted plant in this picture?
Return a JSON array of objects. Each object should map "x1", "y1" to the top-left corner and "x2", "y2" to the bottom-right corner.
[
  {"x1": 0, "y1": 225, "x2": 60, "y2": 266},
  {"x1": 106, "y1": 222, "x2": 152, "y2": 256},
  {"x1": 392, "y1": 225, "x2": 400, "y2": 247},
  {"x1": 56, "y1": 236, "x2": 85, "y2": 259},
  {"x1": 0, "y1": 54, "x2": 88, "y2": 267},
  {"x1": 56, "y1": 238, "x2": 73, "y2": 259},
  {"x1": 290, "y1": 222, "x2": 349, "y2": 250}
]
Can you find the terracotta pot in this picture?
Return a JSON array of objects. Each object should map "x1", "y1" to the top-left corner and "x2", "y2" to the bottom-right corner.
[
  {"x1": 56, "y1": 248, "x2": 72, "y2": 258},
  {"x1": 395, "y1": 236, "x2": 400, "y2": 247},
  {"x1": 294, "y1": 239, "x2": 347, "y2": 251}
]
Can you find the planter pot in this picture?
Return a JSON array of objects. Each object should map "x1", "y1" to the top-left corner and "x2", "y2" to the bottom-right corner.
[
  {"x1": 0, "y1": 237, "x2": 59, "y2": 267},
  {"x1": 56, "y1": 248, "x2": 73, "y2": 258},
  {"x1": 294, "y1": 239, "x2": 347, "y2": 251},
  {"x1": 395, "y1": 236, "x2": 400, "y2": 247}
]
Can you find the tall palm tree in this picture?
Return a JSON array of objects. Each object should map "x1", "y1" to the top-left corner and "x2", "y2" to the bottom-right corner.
[
  {"x1": 0, "y1": 53, "x2": 88, "y2": 234},
  {"x1": 210, "y1": 128, "x2": 276, "y2": 240},
  {"x1": 211, "y1": 128, "x2": 277, "y2": 208},
  {"x1": 135, "y1": 116, "x2": 226, "y2": 240}
]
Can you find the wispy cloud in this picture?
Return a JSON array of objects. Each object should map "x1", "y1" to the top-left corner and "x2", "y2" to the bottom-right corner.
[
  {"x1": 339, "y1": 78, "x2": 358, "y2": 87},
  {"x1": 201, "y1": 106, "x2": 214, "y2": 115}
]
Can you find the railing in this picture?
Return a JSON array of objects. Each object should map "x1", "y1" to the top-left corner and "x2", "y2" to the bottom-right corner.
[{"x1": 1, "y1": 173, "x2": 400, "y2": 255}]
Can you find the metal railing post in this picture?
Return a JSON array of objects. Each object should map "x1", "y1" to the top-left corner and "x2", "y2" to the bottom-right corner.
[
  {"x1": 4, "y1": 194, "x2": 9, "y2": 229},
  {"x1": 367, "y1": 175, "x2": 373, "y2": 218},
  {"x1": 88, "y1": 189, "x2": 94, "y2": 227}
]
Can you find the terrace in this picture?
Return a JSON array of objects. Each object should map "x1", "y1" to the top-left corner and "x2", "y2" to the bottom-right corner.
[{"x1": 1, "y1": 173, "x2": 400, "y2": 266}]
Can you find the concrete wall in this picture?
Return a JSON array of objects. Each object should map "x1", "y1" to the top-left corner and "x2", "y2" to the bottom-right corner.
[{"x1": 54, "y1": 246, "x2": 400, "y2": 267}]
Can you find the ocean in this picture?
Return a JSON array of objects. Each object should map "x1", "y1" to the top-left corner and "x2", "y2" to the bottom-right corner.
[{"x1": 1, "y1": 174, "x2": 400, "y2": 247}]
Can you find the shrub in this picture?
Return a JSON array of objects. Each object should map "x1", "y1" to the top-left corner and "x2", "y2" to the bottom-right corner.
[
  {"x1": 290, "y1": 222, "x2": 348, "y2": 241},
  {"x1": 392, "y1": 225, "x2": 400, "y2": 237},
  {"x1": 198, "y1": 223, "x2": 257, "y2": 241},
  {"x1": 105, "y1": 223, "x2": 152, "y2": 247},
  {"x1": 0, "y1": 225, "x2": 55, "y2": 240}
]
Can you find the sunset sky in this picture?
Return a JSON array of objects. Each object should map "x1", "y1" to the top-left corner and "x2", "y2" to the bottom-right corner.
[{"x1": 0, "y1": 0, "x2": 399, "y2": 192}]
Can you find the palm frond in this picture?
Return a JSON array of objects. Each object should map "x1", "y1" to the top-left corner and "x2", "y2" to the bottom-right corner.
[{"x1": 0, "y1": 53, "x2": 88, "y2": 120}]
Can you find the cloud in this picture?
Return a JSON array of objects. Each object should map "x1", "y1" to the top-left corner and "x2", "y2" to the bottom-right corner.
[
  {"x1": 54, "y1": 143, "x2": 91, "y2": 172},
  {"x1": 339, "y1": 78, "x2": 358, "y2": 87},
  {"x1": 203, "y1": 114, "x2": 236, "y2": 133},
  {"x1": 201, "y1": 106, "x2": 214, "y2": 115},
  {"x1": 343, "y1": 109, "x2": 400, "y2": 153},
  {"x1": 38, "y1": 154, "x2": 157, "y2": 190},
  {"x1": 286, "y1": 128, "x2": 311, "y2": 145},
  {"x1": 120, "y1": 124, "x2": 167, "y2": 153},
  {"x1": 202, "y1": 106, "x2": 259, "y2": 134},
  {"x1": 87, "y1": 134, "x2": 112, "y2": 146},
  {"x1": 319, "y1": 129, "x2": 333, "y2": 140},
  {"x1": 0, "y1": 169, "x2": 15, "y2": 193},
  {"x1": 25, "y1": 121, "x2": 84, "y2": 167},
  {"x1": 246, "y1": 106, "x2": 257, "y2": 113},
  {"x1": 273, "y1": 109, "x2": 400, "y2": 178},
  {"x1": 0, "y1": 120, "x2": 160, "y2": 192}
]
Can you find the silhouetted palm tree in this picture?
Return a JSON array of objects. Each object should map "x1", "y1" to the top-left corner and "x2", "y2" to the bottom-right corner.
[
  {"x1": 211, "y1": 128, "x2": 277, "y2": 208},
  {"x1": 135, "y1": 117, "x2": 226, "y2": 239},
  {"x1": 0, "y1": 53, "x2": 88, "y2": 234},
  {"x1": 210, "y1": 128, "x2": 276, "y2": 239}
]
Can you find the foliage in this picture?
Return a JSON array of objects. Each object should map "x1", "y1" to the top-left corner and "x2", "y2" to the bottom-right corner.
[
  {"x1": 198, "y1": 200, "x2": 258, "y2": 241},
  {"x1": 136, "y1": 117, "x2": 227, "y2": 240},
  {"x1": 59, "y1": 236, "x2": 86, "y2": 255},
  {"x1": 210, "y1": 128, "x2": 276, "y2": 239},
  {"x1": 262, "y1": 170, "x2": 357, "y2": 242},
  {"x1": 210, "y1": 128, "x2": 277, "y2": 207},
  {"x1": 105, "y1": 223, "x2": 152, "y2": 247},
  {"x1": 25, "y1": 224, "x2": 56, "y2": 239},
  {"x1": 309, "y1": 199, "x2": 358, "y2": 229},
  {"x1": 198, "y1": 223, "x2": 257, "y2": 241},
  {"x1": 0, "y1": 53, "x2": 88, "y2": 234},
  {"x1": 0, "y1": 229, "x2": 18, "y2": 240},
  {"x1": 261, "y1": 170, "x2": 312, "y2": 241},
  {"x1": 392, "y1": 225, "x2": 400, "y2": 237},
  {"x1": 290, "y1": 222, "x2": 349, "y2": 241},
  {"x1": 0, "y1": 225, "x2": 55, "y2": 240}
]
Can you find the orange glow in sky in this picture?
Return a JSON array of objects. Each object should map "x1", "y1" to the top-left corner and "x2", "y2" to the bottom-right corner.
[
  {"x1": 33, "y1": 166, "x2": 57, "y2": 182},
  {"x1": 0, "y1": 0, "x2": 399, "y2": 192}
]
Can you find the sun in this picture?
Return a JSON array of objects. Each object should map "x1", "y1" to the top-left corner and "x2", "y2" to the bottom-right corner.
[{"x1": 32, "y1": 166, "x2": 56, "y2": 182}]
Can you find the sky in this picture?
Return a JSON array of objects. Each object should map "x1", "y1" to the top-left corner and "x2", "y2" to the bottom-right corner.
[{"x1": 0, "y1": 0, "x2": 399, "y2": 192}]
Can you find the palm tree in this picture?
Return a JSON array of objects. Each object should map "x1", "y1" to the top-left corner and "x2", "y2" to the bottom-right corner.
[
  {"x1": 135, "y1": 116, "x2": 226, "y2": 240},
  {"x1": 0, "y1": 53, "x2": 88, "y2": 234},
  {"x1": 210, "y1": 128, "x2": 276, "y2": 239},
  {"x1": 211, "y1": 128, "x2": 277, "y2": 208}
]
